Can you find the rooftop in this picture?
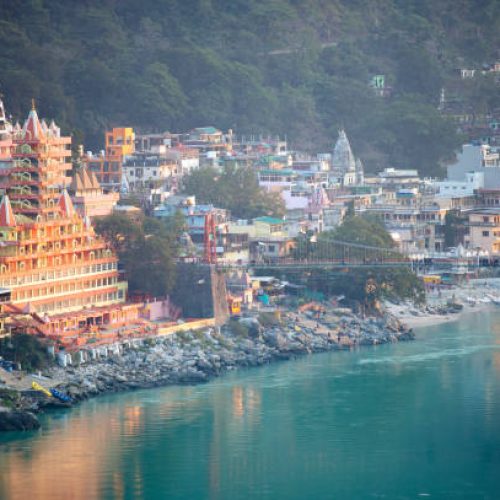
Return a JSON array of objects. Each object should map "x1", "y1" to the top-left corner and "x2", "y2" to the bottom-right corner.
[
  {"x1": 191, "y1": 126, "x2": 221, "y2": 135},
  {"x1": 254, "y1": 216, "x2": 285, "y2": 225},
  {"x1": 259, "y1": 169, "x2": 295, "y2": 176}
]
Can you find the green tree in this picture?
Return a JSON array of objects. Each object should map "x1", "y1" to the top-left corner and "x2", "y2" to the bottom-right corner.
[
  {"x1": 94, "y1": 214, "x2": 177, "y2": 296},
  {"x1": 1, "y1": 0, "x2": 495, "y2": 176},
  {"x1": 290, "y1": 215, "x2": 424, "y2": 308},
  {"x1": 0, "y1": 334, "x2": 51, "y2": 372},
  {"x1": 93, "y1": 213, "x2": 142, "y2": 253},
  {"x1": 444, "y1": 210, "x2": 467, "y2": 248},
  {"x1": 182, "y1": 165, "x2": 285, "y2": 219},
  {"x1": 122, "y1": 235, "x2": 176, "y2": 296}
]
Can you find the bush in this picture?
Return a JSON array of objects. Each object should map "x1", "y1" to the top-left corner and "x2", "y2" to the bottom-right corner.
[
  {"x1": 228, "y1": 319, "x2": 249, "y2": 338},
  {"x1": 258, "y1": 312, "x2": 281, "y2": 327},
  {"x1": 0, "y1": 389, "x2": 19, "y2": 409},
  {"x1": 0, "y1": 334, "x2": 51, "y2": 372}
]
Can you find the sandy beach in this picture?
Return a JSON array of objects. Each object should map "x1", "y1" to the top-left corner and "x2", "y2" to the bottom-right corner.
[{"x1": 386, "y1": 277, "x2": 500, "y2": 329}]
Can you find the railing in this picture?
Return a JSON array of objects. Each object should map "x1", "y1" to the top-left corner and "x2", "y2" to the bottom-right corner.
[
  {"x1": 217, "y1": 236, "x2": 413, "y2": 269},
  {"x1": 2, "y1": 243, "x2": 112, "y2": 261},
  {"x1": 0, "y1": 260, "x2": 118, "y2": 286},
  {"x1": 218, "y1": 258, "x2": 411, "y2": 269}
]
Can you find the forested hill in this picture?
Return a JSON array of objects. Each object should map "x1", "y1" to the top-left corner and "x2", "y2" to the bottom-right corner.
[{"x1": 1, "y1": 0, "x2": 499, "y2": 176}]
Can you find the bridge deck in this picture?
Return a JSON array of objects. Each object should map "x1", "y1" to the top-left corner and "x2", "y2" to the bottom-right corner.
[{"x1": 217, "y1": 259, "x2": 411, "y2": 270}]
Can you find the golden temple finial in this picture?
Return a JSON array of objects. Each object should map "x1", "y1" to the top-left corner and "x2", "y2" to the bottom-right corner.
[{"x1": 31, "y1": 98, "x2": 36, "y2": 111}]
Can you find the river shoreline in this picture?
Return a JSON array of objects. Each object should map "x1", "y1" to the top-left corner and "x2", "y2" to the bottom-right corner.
[
  {"x1": 386, "y1": 277, "x2": 500, "y2": 328},
  {"x1": 0, "y1": 308, "x2": 413, "y2": 432},
  {"x1": 5, "y1": 276, "x2": 497, "y2": 432}
]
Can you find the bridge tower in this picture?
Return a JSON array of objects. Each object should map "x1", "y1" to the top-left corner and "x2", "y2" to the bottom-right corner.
[{"x1": 203, "y1": 212, "x2": 217, "y2": 264}]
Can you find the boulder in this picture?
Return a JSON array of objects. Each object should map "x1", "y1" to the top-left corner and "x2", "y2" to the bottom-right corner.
[{"x1": 0, "y1": 410, "x2": 40, "y2": 431}]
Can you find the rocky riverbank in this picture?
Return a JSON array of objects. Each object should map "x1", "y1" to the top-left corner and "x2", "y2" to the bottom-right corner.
[{"x1": 0, "y1": 309, "x2": 413, "y2": 431}]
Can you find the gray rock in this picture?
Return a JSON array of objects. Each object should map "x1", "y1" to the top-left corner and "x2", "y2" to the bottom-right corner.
[{"x1": 0, "y1": 410, "x2": 40, "y2": 431}]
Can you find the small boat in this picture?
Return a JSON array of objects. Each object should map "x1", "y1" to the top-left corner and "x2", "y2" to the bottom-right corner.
[
  {"x1": 486, "y1": 295, "x2": 500, "y2": 306},
  {"x1": 32, "y1": 381, "x2": 52, "y2": 398},
  {"x1": 466, "y1": 297, "x2": 477, "y2": 306},
  {"x1": 50, "y1": 388, "x2": 72, "y2": 403},
  {"x1": 477, "y1": 297, "x2": 492, "y2": 304}
]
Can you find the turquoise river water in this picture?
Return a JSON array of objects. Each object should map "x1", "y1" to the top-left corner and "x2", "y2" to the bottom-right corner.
[{"x1": 1, "y1": 310, "x2": 500, "y2": 499}]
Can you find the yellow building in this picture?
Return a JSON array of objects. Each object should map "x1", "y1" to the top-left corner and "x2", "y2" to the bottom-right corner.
[
  {"x1": 105, "y1": 127, "x2": 135, "y2": 158},
  {"x1": 464, "y1": 209, "x2": 500, "y2": 255},
  {"x1": 227, "y1": 217, "x2": 293, "y2": 261},
  {"x1": 228, "y1": 216, "x2": 286, "y2": 239},
  {"x1": 84, "y1": 127, "x2": 135, "y2": 189}
]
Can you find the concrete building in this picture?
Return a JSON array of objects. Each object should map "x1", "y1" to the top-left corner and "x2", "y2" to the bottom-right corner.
[
  {"x1": 164, "y1": 147, "x2": 200, "y2": 176},
  {"x1": 258, "y1": 169, "x2": 296, "y2": 192},
  {"x1": 123, "y1": 153, "x2": 178, "y2": 190},
  {"x1": 154, "y1": 195, "x2": 229, "y2": 253},
  {"x1": 371, "y1": 168, "x2": 420, "y2": 188},
  {"x1": 447, "y1": 144, "x2": 500, "y2": 187},
  {"x1": 0, "y1": 103, "x2": 145, "y2": 341},
  {"x1": 435, "y1": 172, "x2": 484, "y2": 197},
  {"x1": 69, "y1": 167, "x2": 119, "y2": 218},
  {"x1": 84, "y1": 127, "x2": 135, "y2": 190},
  {"x1": 464, "y1": 208, "x2": 500, "y2": 254}
]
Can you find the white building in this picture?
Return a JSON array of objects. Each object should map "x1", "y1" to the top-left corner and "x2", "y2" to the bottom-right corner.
[
  {"x1": 123, "y1": 153, "x2": 178, "y2": 190},
  {"x1": 164, "y1": 148, "x2": 200, "y2": 176},
  {"x1": 435, "y1": 172, "x2": 484, "y2": 197},
  {"x1": 447, "y1": 144, "x2": 500, "y2": 187}
]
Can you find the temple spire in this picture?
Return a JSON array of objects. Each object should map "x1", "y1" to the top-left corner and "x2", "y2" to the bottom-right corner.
[
  {"x1": 355, "y1": 158, "x2": 365, "y2": 185},
  {"x1": 58, "y1": 189, "x2": 75, "y2": 217},
  {"x1": 0, "y1": 195, "x2": 16, "y2": 227},
  {"x1": 22, "y1": 101, "x2": 45, "y2": 141},
  {"x1": 332, "y1": 129, "x2": 356, "y2": 174}
]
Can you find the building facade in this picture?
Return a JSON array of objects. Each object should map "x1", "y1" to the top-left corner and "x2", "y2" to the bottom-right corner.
[
  {"x1": 0, "y1": 103, "x2": 141, "y2": 339},
  {"x1": 84, "y1": 127, "x2": 135, "y2": 190}
]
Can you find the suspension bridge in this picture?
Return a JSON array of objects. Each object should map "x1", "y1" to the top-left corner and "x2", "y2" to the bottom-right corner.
[{"x1": 216, "y1": 237, "x2": 411, "y2": 271}]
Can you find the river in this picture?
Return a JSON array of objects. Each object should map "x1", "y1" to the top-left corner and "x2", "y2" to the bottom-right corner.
[{"x1": 1, "y1": 310, "x2": 500, "y2": 499}]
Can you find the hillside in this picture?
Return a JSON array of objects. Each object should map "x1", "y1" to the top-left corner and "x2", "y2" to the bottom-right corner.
[{"x1": 0, "y1": 0, "x2": 499, "y2": 176}]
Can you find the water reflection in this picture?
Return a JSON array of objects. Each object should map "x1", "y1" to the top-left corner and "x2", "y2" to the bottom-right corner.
[
  {"x1": 0, "y1": 406, "x2": 123, "y2": 499},
  {"x1": 0, "y1": 310, "x2": 499, "y2": 499}
]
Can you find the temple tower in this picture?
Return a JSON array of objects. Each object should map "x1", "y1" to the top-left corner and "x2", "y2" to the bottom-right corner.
[
  {"x1": 0, "y1": 101, "x2": 128, "y2": 324},
  {"x1": 332, "y1": 129, "x2": 356, "y2": 175},
  {"x1": 0, "y1": 97, "x2": 12, "y2": 160},
  {"x1": 7, "y1": 101, "x2": 71, "y2": 218}
]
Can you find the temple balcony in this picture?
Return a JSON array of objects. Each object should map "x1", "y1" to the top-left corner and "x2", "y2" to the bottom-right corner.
[
  {"x1": 0, "y1": 179, "x2": 41, "y2": 188},
  {"x1": 0, "y1": 261, "x2": 117, "y2": 287},
  {"x1": 1, "y1": 249, "x2": 116, "y2": 265},
  {"x1": 11, "y1": 284, "x2": 120, "y2": 306},
  {"x1": 0, "y1": 256, "x2": 117, "y2": 277},
  {"x1": 5, "y1": 243, "x2": 114, "y2": 260},
  {"x1": 1, "y1": 164, "x2": 39, "y2": 173},
  {"x1": 9, "y1": 192, "x2": 40, "y2": 200},
  {"x1": 18, "y1": 232, "x2": 102, "y2": 245},
  {"x1": 12, "y1": 137, "x2": 71, "y2": 146}
]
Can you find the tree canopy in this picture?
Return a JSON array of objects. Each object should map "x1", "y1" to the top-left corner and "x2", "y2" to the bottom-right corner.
[
  {"x1": 291, "y1": 215, "x2": 424, "y2": 307},
  {"x1": 182, "y1": 165, "x2": 285, "y2": 220},
  {"x1": 94, "y1": 213, "x2": 180, "y2": 297},
  {"x1": 1, "y1": 0, "x2": 498, "y2": 177},
  {"x1": 323, "y1": 213, "x2": 395, "y2": 249}
]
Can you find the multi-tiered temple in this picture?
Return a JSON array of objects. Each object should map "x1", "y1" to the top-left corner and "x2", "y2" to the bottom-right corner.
[{"x1": 0, "y1": 101, "x2": 143, "y2": 342}]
